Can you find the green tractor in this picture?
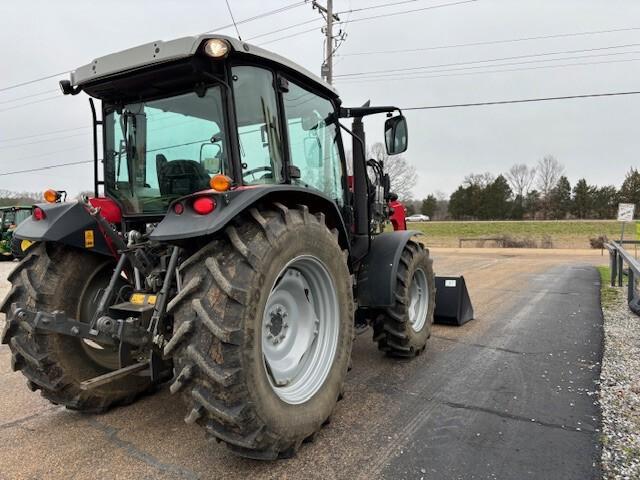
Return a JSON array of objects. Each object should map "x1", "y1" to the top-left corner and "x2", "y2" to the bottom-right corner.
[
  {"x1": 0, "y1": 206, "x2": 33, "y2": 260},
  {"x1": 1, "y1": 35, "x2": 434, "y2": 459}
]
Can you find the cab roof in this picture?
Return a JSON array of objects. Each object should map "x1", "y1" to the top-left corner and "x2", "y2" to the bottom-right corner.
[{"x1": 69, "y1": 34, "x2": 338, "y2": 98}]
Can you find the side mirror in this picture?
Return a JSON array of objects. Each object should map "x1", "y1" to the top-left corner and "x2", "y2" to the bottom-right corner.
[
  {"x1": 200, "y1": 143, "x2": 222, "y2": 174},
  {"x1": 384, "y1": 115, "x2": 408, "y2": 155}
]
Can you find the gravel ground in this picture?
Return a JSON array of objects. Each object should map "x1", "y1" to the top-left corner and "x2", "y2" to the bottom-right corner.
[{"x1": 600, "y1": 286, "x2": 640, "y2": 479}]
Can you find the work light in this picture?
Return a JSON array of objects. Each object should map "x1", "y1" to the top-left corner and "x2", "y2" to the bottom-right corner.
[{"x1": 203, "y1": 39, "x2": 230, "y2": 58}]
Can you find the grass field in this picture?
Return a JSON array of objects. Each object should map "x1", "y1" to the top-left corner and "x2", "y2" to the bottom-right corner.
[{"x1": 405, "y1": 220, "x2": 636, "y2": 249}]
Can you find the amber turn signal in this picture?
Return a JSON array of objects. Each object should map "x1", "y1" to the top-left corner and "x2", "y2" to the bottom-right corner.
[
  {"x1": 43, "y1": 189, "x2": 60, "y2": 203},
  {"x1": 210, "y1": 174, "x2": 232, "y2": 192}
]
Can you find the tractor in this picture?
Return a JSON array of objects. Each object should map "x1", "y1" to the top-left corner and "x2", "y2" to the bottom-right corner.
[
  {"x1": 0, "y1": 206, "x2": 33, "y2": 260},
  {"x1": 1, "y1": 35, "x2": 434, "y2": 460}
]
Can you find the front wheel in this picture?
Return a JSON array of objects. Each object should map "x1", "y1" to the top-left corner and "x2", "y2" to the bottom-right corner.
[
  {"x1": 372, "y1": 240, "x2": 435, "y2": 357},
  {"x1": 169, "y1": 204, "x2": 353, "y2": 459}
]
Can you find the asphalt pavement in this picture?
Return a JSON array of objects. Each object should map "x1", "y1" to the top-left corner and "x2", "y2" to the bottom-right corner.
[{"x1": 0, "y1": 249, "x2": 606, "y2": 480}]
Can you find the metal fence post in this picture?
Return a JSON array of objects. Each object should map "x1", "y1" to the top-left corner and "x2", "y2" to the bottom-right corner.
[
  {"x1": 610, "y1": 250, "x2": 617, "y2": 287},
  {"x1": 618, "y1": 253, "x2": 624, "y2": 287},
  {"x1": 628, "y1": 268, "x2": 635, "y2": 303}
]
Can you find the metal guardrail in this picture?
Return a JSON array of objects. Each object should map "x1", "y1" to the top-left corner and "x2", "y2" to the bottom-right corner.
[{"x1": 606, "y1": 240, "x2": 640, "y2": 315}]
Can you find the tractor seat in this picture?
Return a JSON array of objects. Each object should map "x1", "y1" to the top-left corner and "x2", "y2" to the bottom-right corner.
[{"x1": 157, "y1": 156, "x2": 210, "y2": 196}]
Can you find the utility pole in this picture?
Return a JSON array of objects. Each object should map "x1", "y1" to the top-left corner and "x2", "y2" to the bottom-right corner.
[{"x1": 312, "y1": 0, "x2": 341, "y2": 84}]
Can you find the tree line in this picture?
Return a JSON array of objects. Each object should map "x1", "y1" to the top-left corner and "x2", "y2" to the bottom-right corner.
[{"x1": 405, "y1": 156, "x2": 640, "y2": 220}]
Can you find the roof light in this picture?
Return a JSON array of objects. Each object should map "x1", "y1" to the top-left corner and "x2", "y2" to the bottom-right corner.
[
  {"x1": 192, "y1": 197, "x2": 216, "y2": 215},
  {"x1": 210, "y1": 174, "x2": 232, "y2": 192},
  {"x1": 33, "y1": 207, "x2": 46, "y2": 221},
  {"x1": 203, "y1": 39, "x2": 230, "y2": 58}
]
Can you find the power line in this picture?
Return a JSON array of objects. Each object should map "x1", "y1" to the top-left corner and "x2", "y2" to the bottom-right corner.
[
  {"x1": 338, "y1": 26, "x2": 640, "y2": 57},
  {"x1": 203, "y1": 1, "x2": 307, "y2": 33},
  {"x1": 335, "y1": 44, "x2": 640, "y2": 79},
  {"x1": 260, "y1": 25, "x2": 322, "y2": 46},
  {"x1": 0, "y1": 132, "x2": 87, "y2": 151},
  {"x1": 0, "y1": 71, "x2": 69, "y2": 94},
  {"x1": 0, "y1": 160, "x2": 93, "y2": 177},
  {"x1": 260, "y1": 0, "x2": 478, "y2": 47},
  {"x1": 335, "y1": 0, "x2": 478, "y2": 26},
  {"x1": 336, "y1": 0, "x2": 426, "y2": 15},
  {"x1": 0, "y1": 126, "x2": 89, "y2": 144},
  {"x1": 335, "y1": 56, "x2": 640, "y2": 83},
  {"x1": 0, "y1": 95, "x2": 62, "y2": 114},
  {"x1": 248, "y1": 18, "x2": 319, "y2": 41},
  {"x1": 402, "y1": 90, "x2": 640, "y2": 110},
  {"x1": 0, "y1": 89, "x2": 58, "y2": 105}
]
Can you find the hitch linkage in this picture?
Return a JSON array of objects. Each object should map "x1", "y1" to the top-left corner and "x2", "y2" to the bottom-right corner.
[{"x1": 7, "y1": 304, "x2": 151, "y2": 347}]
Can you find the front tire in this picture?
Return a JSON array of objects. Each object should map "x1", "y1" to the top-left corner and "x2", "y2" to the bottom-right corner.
[
  {"x1": 169, "y1": 204, "x2": 353, "y2": 459},
  {"x1": 373, "y1": 240, "x2": 435, "y2": 357}
]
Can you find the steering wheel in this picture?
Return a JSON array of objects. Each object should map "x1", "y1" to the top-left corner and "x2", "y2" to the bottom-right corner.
[{"x1": 243, "y1": 166, "x2": 273, "y2": 183}]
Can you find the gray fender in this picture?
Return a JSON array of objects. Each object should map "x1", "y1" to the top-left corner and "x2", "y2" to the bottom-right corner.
[
  {"x1": 150, "y1": 185, "x2": 349, "y2": 249},
  {"x1": 356, "y1": 230, "x2": 423, "y2": 308},
  {"x1": 14, "y1": 202, "x2": 114, "y2": 257}
]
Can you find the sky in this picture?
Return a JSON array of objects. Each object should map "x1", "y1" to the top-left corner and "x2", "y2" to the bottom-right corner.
[{"x1": 1, "y1": 0, "x2": 639, "y2": 199}]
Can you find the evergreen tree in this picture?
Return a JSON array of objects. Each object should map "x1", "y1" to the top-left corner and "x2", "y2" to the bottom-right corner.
[
  {"x1": 592, "y1": 186, "x2": 618, "y2": 219},
  {"x1": 511, "y1": 194, "x2": 525, "y2": 220},
  {"x1": 421, "y1": 195, "x2": 437, "y2": 217},
  {"x1": 480, "y1": 175, "x2": 512, "y2": 219},
  {"x1": 572, "y1": 178, "x2": 595, "y2": 219},
  {"x1": 449, "y1": 186, "x2": 472, "y2": 219},
  {"x1": 524, "y1": 190, "x2": 540, "y2": 219},
  {"x1": 549, "y1": 176, "x2": 571, "y2": 219},
  {"x1": 619, "y1": 168, "x2": 640, "y2": 218}
]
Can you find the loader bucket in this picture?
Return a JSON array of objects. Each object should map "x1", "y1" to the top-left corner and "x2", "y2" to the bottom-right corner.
[{"x1": 434, "y1": 276, "x2": 474, "y2": 326}]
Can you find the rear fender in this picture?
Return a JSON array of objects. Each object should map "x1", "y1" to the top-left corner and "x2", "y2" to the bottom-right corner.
[
  {"x1": 14, "y1": 202, "x2": 115, "y2": 257},
  {"x1": 150, "y1": 185, "x2": 350, "y2": 250},
  {"x1": 356, "y1": 231, "x2": 422, "y2": 308}
]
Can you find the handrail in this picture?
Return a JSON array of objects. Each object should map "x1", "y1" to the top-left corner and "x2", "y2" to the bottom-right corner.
[{"x1": 607, "y1": 241, "x2": 640, "y2": 315}]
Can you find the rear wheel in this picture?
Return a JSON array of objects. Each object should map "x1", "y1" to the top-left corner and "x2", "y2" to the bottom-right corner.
[
  {"x1": 169, "y1": 204, "x2": 353, "y2": 459},
  {"x1": 0, "y1": 243, "x2": 153, "y2": 412},
  {"x1": 373, "y1": 240, "x2": 435, "y2": 357}
]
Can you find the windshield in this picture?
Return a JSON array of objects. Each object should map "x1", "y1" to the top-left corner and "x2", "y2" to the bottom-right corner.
[{"x1": 104, "y1": 87, "x2": 226, "y2": 214}]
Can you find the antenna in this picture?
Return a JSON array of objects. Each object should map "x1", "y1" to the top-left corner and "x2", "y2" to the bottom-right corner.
[{"x1": 224, "y1": 0, "x2": 242, "y2": 41}]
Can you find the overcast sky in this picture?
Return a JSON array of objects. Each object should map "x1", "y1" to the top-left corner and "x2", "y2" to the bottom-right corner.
[{"x1": 1, "y1": 0, "x2": 639, "y2": 198}]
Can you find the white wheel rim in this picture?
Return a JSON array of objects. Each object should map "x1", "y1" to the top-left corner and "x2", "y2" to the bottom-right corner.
[
  {"x1": 262, "y1": 255, "x2": 339, "y2": 405},
  {"x1": 408, "y1": 267, "x2": 429, "y2": 332}
]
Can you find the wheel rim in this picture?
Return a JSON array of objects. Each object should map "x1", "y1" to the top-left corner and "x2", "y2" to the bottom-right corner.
[
  {"x1": 77, "y1": 263, "x2": 130, "y2": 370},
  {"x1": 262, "y1": 255, "x2": 339, "y2": 405},
  {"x1": 408, "y1": 268, "x2": 429, "y2": 332}
]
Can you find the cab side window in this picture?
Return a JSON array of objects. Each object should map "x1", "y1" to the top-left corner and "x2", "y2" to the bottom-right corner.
[
  {"x1": 232, "y1": 66, "x2": 284, "y2": 185},
  {"x1": 283, "y1": 81, "x2": 345, "y2": 206}
]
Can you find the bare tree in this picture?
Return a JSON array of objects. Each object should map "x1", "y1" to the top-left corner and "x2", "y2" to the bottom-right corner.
[
  {"x1": 536, "y1": 155, "x2": 565, "y2": 198},
  {"x1": 506, "y1": 163, "x2": 536, "y2": 198},
  {"x1": 369, "y1": 142, "x2": 417, "y2": 199},
  {"x1": 463, "y1": 172, "x2": 495, "y2": 188}
]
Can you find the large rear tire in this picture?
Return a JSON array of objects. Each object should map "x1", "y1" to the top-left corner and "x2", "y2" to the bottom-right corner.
[
  {"x1": 372, "y1": 240, "x2": 435, "y2": 357},
  {"x1": 0, "y1": 243, "x2": 153, "y2": 412},
  {"x1": 168, "y1": 204, "x2": 353, "y2": 459}
]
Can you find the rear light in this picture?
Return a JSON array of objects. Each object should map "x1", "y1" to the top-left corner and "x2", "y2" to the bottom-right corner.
[
  {"x1": 173, "y1": 202, "x2": 184, "y2": 215},
  {"x1": 192, "y1": 197, "x2": 215, "y2": 215},
  {"x1": 33, "y1": 207, "x2": 46, "y2": 221}
]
